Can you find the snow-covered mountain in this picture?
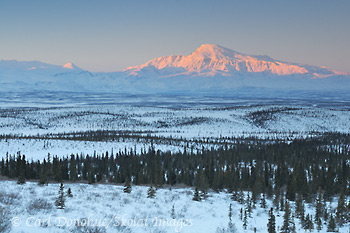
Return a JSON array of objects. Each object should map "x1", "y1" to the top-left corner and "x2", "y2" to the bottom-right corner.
[
  {"x1": 0, "y1": 59, "x2": 96, "y2": 92},
  {"x1": 0, "y1": 60, "x2": 82, "y2": 72},
  {"x1": 0, "y1": 45, "x2": 349, "y2": 97},
  {"x1": 124, "y1": 44, "x2": 348, "y2": 78}
]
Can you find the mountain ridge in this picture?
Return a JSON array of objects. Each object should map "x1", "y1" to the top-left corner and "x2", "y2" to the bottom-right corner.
[
  {"x1": 124, "y1": 44, "x2": 348, "y2": 78},
  {"x1": 0, "y1": 45, "x2": 349, "y2": 96}
]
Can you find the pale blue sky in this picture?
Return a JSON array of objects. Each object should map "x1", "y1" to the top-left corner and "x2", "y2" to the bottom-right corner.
[{"x1": 1, "y1": 0, "x2": 349, "y2": 72}]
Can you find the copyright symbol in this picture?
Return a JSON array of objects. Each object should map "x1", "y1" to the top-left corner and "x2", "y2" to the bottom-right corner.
[{"x1": 11, "y1": 217, "x2": 21, "y2": 226}]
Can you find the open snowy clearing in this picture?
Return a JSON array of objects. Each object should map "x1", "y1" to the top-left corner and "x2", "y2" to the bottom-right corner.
[
  {"x1": 0, "y1": 181, "x2": 344, "y2": 233},
  {"x1": 1, "y1": 103, "x2": 350, "y2": 160}
]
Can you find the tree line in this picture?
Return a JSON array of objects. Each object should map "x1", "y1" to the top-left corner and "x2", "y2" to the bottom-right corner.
[
  {"x1": 1, "y1": 133, "x2": 350, "y2": 232},
  {"x1": 1, "y1": 133, "x2": 349, "y2": 200}
]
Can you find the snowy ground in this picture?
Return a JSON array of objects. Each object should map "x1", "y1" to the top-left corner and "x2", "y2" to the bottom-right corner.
[
  {"x1": 0, "y1": 181, "x2": 345, "y2": 233},
  {"x1": 1, "y1": 104, "x2": 350, "y2": 137},
  {"x1": 0, "y1": 138, "x2": 187, "y2": 161},
  {"x1": 1, "y1": 95, "x2": 350, "y2": 233},
  {"x1": 1, "y1": 103, "x2": 350, "y2": 160}
]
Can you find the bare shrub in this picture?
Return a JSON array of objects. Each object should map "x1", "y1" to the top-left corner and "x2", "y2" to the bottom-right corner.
[
  {"x1": 0, "y1": 191, "x2": 20, "y2": 205},
  {"x1": 183, "y1": 190, "x2": 192, "y2": 196},
  {"x1": 216, "y1": 223, "x2": 237, "y2": 233},
  {"x1": 27, "y1": 198, "x2": 53, "y2": 215},
  {"x1": 28, "y1": 187, "x2": 37, "y2": 195},
  {"x1": 171, "y1": 193, "x2": 180, "y2": 201},
  {"x1": 71, "y1": 222, "x2": 107, "y2": 233},
  {"x1": 112, "y1": 224, "x2": 132, "y2": 233},
  {"x1": 132, "y1": 190, "x2": 142, "y2": 200},
  {"x1": 86, "y1": 192, "x2": 101, "y2": 201},
  {"x1": 109, "y1": 191, "x2": 119, "y2": 200},
  {"x1": 0, "y1": 206, "x2": 11, "y2": 233},
  {"x1": 122, "y1": 198, "x2": 130, "y2": 205},
  {"x1": 92, "y1": 192, "x2": 102, "y2": 198},
  {"x1": 150, "y1": 229, "x2": 167, "y2": 233}
]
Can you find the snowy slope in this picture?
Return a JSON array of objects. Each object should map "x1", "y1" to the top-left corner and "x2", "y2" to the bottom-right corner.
[
  {"x1": 1, "y1": 104, "x2": 350, "y2": 161},
  {"x1": 0, "y1": 181, "x2": 346, "y2": 233},
  {"x1": 121, "y1": 44, "x2": 350, "y2": 94},
  {"x1": 0, "y1": 60, "x2": 97, "y2": 92},
  {"x1": 124, "y1": 44, "x2": 348, "y2": 78},
  {"x1": 1, "y1": 45, "x2": 350, "y2": 95}
]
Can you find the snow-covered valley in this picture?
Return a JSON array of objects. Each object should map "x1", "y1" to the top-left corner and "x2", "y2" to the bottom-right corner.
[
  {"x1": 1, "y1": 94, "x2": 350, "y2": 233},
  {"x1": 1, "y1": 99, "x2": 350, "y2": 160}
]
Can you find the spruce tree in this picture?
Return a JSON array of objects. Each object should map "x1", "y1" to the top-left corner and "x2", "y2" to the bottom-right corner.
[
  {"x1": 17, "y1": 173, "x2": 26, "y2": 184},
  {"x1": 273, "y1": 191, "x2": 280, "y2": 211},
  {"x1": 286, "y1": 176, "x2": 296, "y2": 201},
  {"x1": 192, "y1": 187, "x2": 201, "y2": 201},
  {"x1": 17, "y1": 154, "x2": 26, "y2": 184},
  {"x1": 323, "y1": 207, "x2": 329, "y2": 223},
  {"x1": 246, "y1": 192, "x2": 252, "y2": 217},
  {"x1": 304, "y1": 214, "x2": 314, "y2": 232},
  {"x1": 195, "y1": 169, "x2": 209, "y2": 197},
  {"x1": 171, "y1": 204, "x2": 176, "y2": 219},
  {"x1": 315, "y1": 191, "x2": 323, "y2": 230},
  {"x1": 243, "y1": 209, "x2": 248, "y2": 230},
  {"x1": 52, "y1": 156, "x2": 62, "y2": 182},
  {"x1": 147, "y1": 185, "x2": 156, "y2": 198},
  {"x1": 281, "y1": 200, "x2": 293, "y2": 233},
  {"x1": 69, "y1": 154, "x2": 77, "y2": 181},
  {"x1": 238, "y1": 189, "x2": 244, "y2": 204},
  {"x1": 295, "y1": 194, "x2": 305, "y2": 220},
  {"x1": 55, "y1": 183, "x2": 65, "y2": 209},
  {"x1": 88, "y1": 168, "x2": 95, "y2": 184},
  {"x1": 67, "y1": 188, "x2": 73, "y2": 198},
  {"x1": 38, "y1": 168, "x2": 46, "y2": 185},
  {"x1": 347, "y1": 200, "x2": 350, "y2": 223},
  {"x1": 336, "y1": 190, "x2": 346, "y2": 226},
  {"x1": 231, "y1": 190, "x2": 238, "y2": 202},
  {"x1": 123, "y1": 176, "x2": 132, "y2": 193},
  {"x1": 290, "y1": 215, "x2": 296, "y2": 233},
  {"x1": 316, "y1": 216, "x2": 322, "y2": 231},
  {"x1": 228, "y1": 203, "x2": 232, "y2": 224},
  {"x1": 327, "y1": 214, "x2": 336, "y2": 232},
  {"x1": 216, "y1": 204, "x2": 237, "y2": 233},
  {"x1": 38, "y1": 159, "x2": 48, "y2": 185},
  {"x1": 280, "y1": 194, "x2": 285, "y2": 211},
  {"x1": 267, "y1": 208, "x2": 276, "y2": 233},
  {"x1": 260, "y1": 193, "x2": 267, "y2": 209}
]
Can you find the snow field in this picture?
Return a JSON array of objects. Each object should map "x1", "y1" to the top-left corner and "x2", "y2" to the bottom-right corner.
[{"x1": 0, "y1": 181, "x2": 347, "y2": 233}]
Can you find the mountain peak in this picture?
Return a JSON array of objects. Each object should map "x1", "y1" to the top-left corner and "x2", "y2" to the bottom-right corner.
[
  {"x1": 195, "y1": 44, "x2": 232, "y2": 52},
  {"x1": 196, "y1": 44, "x2": 223, "y2": 51},
  {"x1": 125, "y1": 44, "x2": 347, "y2": 78},
  {"x1": 63, "y1": 62, "x2": 80, "y2": 70},
  {"x1": 191, "y1": 44, "x2": 240, "y2": 60}
]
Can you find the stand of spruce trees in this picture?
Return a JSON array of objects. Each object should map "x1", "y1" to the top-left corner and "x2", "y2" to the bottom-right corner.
[
  {"x1": 1, "y1": 133, "x2": 350, "y2": 200},
  {"x1": 2, "y1": 132, "x2": 350, "y2": 231}
]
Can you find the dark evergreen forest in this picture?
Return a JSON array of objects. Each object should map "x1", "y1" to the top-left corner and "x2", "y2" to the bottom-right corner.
[
  {"x1": 1, "y1": 132, "x2": 350, "y2": 203},
  {"x1": 2, "y1": 132, "x2": 350, "y2": 231}
]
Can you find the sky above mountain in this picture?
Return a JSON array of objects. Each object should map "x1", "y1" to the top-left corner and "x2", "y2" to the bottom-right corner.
[{"x1": 0, "y1": 0, "x2": 349, "y2": 73}]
